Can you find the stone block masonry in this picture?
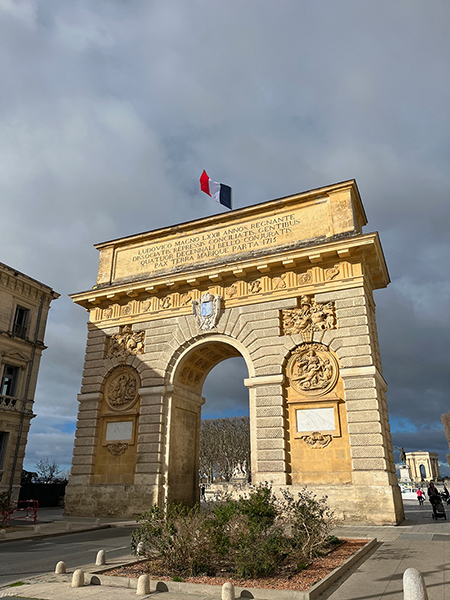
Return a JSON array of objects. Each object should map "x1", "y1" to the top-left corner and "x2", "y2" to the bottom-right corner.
[{"x1": 65, "y1": 180, "x2": 403, "y2": 524}]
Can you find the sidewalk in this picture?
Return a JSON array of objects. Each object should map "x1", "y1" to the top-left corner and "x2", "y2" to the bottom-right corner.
[
  {"x1": 0, "y1": 507, "x2": 136, "y2": 543},
  {"x1": 0, "y1": 499, "x2": 448, "y2": 600}
]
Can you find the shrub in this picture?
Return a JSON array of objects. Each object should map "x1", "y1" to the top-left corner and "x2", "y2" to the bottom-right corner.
[
  {"x1": 280, "y1": 488, "x2": 335, "y2": 561},
  {"x1": 131, "y1": 484, "x2": 334, "y2": 579},
  {"x1": 131, "y1": 503, "x2": 216, "y2": 576}
]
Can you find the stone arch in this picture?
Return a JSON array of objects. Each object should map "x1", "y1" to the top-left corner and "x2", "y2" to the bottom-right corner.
[
  {"x1": 163, "y1": 334, "x2": 254, "y2": 506},
  {"x1": 167, "y1": 333, "x2": 256, "y2": 386},
  {"x1": 66, "y1": 180, "x2": 404, "y2": 524}
]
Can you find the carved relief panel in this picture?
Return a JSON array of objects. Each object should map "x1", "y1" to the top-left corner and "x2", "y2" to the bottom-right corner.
[
  {"x1": 106, "y1": 325, "x2": 145, "y2": 360},
  {"x1": 92, "y1": 365, "x2": 141, "y2": 485},
  {"x1": 285, "y1": 342, "x2": 352, "y2": 483},
  {"x1": 286, "y1": 342, "x2": 338, "y2": 397},
  {"x1": 282, "y1": 296, "x2": 336, "y2": 342}
]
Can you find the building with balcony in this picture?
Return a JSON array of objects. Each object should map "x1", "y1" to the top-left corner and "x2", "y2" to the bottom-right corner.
[{"x1": 0, "y1": 262, "x2": 59, "y2": 501}]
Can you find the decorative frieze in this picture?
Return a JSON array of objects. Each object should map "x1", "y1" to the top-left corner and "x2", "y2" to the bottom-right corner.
[{"x1": 91, "y1": 263, "x2": 353, "y2": 323}]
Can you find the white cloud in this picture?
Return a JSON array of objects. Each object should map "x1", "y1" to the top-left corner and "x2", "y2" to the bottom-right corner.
[{"x1": 0, "y1": 0, "x2": 448, "y2": 467}]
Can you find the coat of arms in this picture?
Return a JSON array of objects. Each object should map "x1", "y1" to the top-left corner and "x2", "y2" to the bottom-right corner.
[{"x1": 192, "y1": 292, "x2": 223, "y2": 331}]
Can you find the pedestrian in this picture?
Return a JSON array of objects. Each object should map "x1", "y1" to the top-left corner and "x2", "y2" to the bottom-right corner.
[
  {"x1": 201, "y1": 484, "x2": 206, "y2": 498},
  {"x1": 416, "y1": 488, "x2": 424, "y2": 505},
  {"x1": 428, "y1": 482, "x2": 440, "y2": 517}
]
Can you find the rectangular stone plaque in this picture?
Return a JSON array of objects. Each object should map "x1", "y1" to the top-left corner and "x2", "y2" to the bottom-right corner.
[
  {"x1": 105, "y1": 421, "x2": 133, "y2": 441},
  {"x1": 296, "y1": 407, "x2": 335, "y2": 433}
]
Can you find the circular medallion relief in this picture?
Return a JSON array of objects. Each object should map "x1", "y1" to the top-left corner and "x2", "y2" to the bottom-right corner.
[
  {"x1": 287, "y1": 343, "x2": 338, "y2": 396},
  {"x1": 105, "y1": 365, "x2": 139, "y2": 411}
]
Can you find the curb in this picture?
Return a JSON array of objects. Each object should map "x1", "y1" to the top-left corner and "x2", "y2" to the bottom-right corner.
[{"x1": 85, "y1": 538, "x2": 377, "y2": 600}]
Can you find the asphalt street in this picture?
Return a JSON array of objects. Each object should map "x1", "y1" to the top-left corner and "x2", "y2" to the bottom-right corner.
[{"x1": 0, "y1": 526, "x2": 135, "y2": 586}]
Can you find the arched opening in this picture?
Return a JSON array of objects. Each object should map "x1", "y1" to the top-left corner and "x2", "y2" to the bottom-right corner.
[
  {"x1": 166, "y1": 339, "x2": 250, "y2": 506},
  {"x1": 420, "y1": 464, "x2": 426, "y2": 480}
]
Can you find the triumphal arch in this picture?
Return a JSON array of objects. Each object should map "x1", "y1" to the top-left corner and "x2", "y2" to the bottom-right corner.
[{"x1": 65, "y1": 180, "x2": 404, "y2": 524}]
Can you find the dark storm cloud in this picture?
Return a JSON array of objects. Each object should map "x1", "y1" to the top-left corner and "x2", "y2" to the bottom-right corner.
[{"x1": 1, "y1": 1, "x2": 449, "y2": 469}]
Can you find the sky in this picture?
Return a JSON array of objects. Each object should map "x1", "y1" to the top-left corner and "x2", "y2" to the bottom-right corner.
[{"x1": 1, "y1": 0, "x2": 449, "y2": 476}]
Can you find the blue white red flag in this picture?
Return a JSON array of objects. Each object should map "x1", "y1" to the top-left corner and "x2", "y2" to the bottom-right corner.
[{"x1": 200, "y1": 170, "x2": 232, "y2": 209}]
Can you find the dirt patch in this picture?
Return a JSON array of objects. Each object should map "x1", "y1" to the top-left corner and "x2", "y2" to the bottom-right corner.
[{"x1": 106, "y1": 539, "x2": 368, "y2": 592}]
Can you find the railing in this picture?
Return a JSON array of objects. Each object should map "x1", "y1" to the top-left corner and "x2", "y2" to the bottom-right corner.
[
  {"x1": 12, "y1": 323, "x2": 28, "y2": 339},
  {"x1": 0, "y1": 395, "x2": 18, "y2": 411}
]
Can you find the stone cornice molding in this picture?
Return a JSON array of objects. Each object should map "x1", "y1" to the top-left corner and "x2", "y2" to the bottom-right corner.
[
  {"x1": 244, "y1": 374, "x2": 285, "y2": 388},
  {"x1": 77, "y1": 392, "x2": 103, "y2": 403},
  {"x1": 339, "y1": 365, "x2": 387, "y2": 392},
  {"x1": 71, "y1": 233, "x2": 388, "y2": 311}
]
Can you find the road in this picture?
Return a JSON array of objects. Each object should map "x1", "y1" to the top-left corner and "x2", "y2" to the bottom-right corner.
[{"x1": 0, "y1": 526, "x2": 135, "y2": 586}]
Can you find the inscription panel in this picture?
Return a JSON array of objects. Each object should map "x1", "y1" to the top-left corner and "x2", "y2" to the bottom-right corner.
[
  {"x1": 113, "y1": 202, "x2": 330, "y2": 282},
  {"x1": 105, "y1": 421, "x2": 133, "y2": 441},
  {"x1": 296, "y1": 407, "x2": 335, "y2": 432}
]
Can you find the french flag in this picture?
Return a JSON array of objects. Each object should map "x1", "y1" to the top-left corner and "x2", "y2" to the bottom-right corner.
[{"x1": 200, "y1": 170, "x2": 232, "y2": 209}]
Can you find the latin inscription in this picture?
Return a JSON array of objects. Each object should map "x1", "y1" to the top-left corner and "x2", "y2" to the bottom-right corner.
[{"x1": 113, "y1": 203, "x2": 329, "y2": 281}]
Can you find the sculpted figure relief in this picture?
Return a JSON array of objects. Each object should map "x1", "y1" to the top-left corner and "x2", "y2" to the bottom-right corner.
[
  {"x1": 287, "y1": 343, "x2": 338, "y2": 396},
  {"x1": 107, "y1": 326, "x2": 145, "y2": 360},
  {"x1": 105, "y1": 366, "x2": 139, "y2": 411},
  {"x1": 282, "y1": 295, "x2": 336, "y2": 336}
]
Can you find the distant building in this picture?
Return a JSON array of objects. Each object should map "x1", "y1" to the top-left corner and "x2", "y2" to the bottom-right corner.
[
  {"x1": 441, "y1": 411, "x2": 450, "y2": 468},
  {"x1": 405, "y1": 451, "x2": 440, "y2": 482},
  {"x1": 0, "y1": 262, "x2": 59, "y2": 501}
]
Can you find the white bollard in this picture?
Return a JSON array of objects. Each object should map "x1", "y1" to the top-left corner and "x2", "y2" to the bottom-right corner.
[
  {"x1": 55, "y1": 561, "x2": 66, "y2": 574},
  {"x1": 65, "y1": 522, "x2": 72, "y2": 531},
  {"x1": 0, "y1": 529, "x2": 6, "y2": 539},
  {"x1": 136, "y1": 574, "x2": 150, "y2": 595},
  {"x1": 34, "y1": 525, "x2": 41, "y2": 534},
  {"x1": 95, "y1": 550, "x2": 106, "y2": 566},
  {"x1": 71, "y1": 569, "x2": 85, "y2": 588},
  {"x1": 403, "y1": 568, "x2": 429, "y2": 600},
  {"x1": 137, "y1": 541, "x2": 145, "y2": 556},
  {"x1": 222, "y1": 581, "x2": 235, "y2": 600}
]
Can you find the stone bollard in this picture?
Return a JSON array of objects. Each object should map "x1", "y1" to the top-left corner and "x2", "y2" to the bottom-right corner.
[
  {"x1": 95, "y1": 550, "x2": 106, "y2": 566},
  {"x1": 404, "y1": 568, "x2": 429, "y2": 600},
  {"x1": 136, "y1": 574, "x2": 150, "y2": 595},
  {"x1": 71, "y1": 569, "x2": 84, "y2": 588},
  {"x1": 0, "y1": 529, "x2": 6, "y2": 539},
  {"x1": 55, "y1": 561, "x2": 66, "y2": 574},
  {"x1": 222, "y1": 581, "x2": 235, "y2": 600},
  {"x1": 95, "y1": 518, "x2": 101, "y2": 527},
  {"x1": 65, "y1": 522, "x2": 72, "y2": 531},
  {"x1": 34, "y1": 525, "x2": 41, "y2": 534},
  {"x1": 137, "y1": 541, "x2": 145, "y2": 556}
]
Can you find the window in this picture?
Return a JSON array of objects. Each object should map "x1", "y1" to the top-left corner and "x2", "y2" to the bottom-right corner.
[
  {"x1": 1, "y1": 364, "x2": 19, "y2": 397},
  {"x1": 0, "y1": 432, "x2": 9, "y2": 470},
  {"x1": 12, "y1": 306, "x2": 30, "y2": 339}
]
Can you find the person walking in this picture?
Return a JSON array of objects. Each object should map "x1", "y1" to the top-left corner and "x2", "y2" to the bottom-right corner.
[
  {"x1": 417, "y1": 488, "x2": 424, "y2": 505},
  {"x1": 428, "y1": 482, "x2": 441, "y2": 517}
]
